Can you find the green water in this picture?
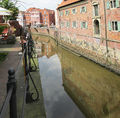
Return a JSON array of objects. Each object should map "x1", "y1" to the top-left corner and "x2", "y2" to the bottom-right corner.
[{"x1": 33, "y1": 35, "x2": 120, "y2": 118}]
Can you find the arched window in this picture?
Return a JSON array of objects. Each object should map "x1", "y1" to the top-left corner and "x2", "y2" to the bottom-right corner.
[{"x1": 94, "y1": 20, "x2": 100, "y2": 35}]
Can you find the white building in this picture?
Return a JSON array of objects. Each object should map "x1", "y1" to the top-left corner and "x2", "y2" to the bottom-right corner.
[{"x1": 17, "y1": 11, "x2": 26, "y2": 27}]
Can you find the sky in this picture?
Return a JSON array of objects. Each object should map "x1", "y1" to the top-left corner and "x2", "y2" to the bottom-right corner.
[{"x1": 17, "y1": 0, "x2": 62, "y2": 11}]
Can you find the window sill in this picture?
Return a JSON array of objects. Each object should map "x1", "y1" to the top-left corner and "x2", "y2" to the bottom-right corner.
[
  {"x1": 92, "y1": 16, "x2": 101, "y2": 19},
  {"x1": 93, "y1": 34, "x2": 101, "y2": 38},
  {"x1": 110, "y1": 30, "x2": 120, "y2": 32}
]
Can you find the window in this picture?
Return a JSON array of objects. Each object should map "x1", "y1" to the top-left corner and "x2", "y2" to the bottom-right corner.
[
  {"x1": 59, "y1": 11, "x2": 63, "y2": 16},
  {"x1": 61, "y1": 22, "x2": 64, "y2": 27},
  {"x1": 72, "y1": 21, "x2": 77, "y2": 28},
  {"x1": 65, "y1": 10, "x2": 69, "y2": 16},
  {"x1": 80, "y1": 6, "x2": 86, "y2": 13},
  {"x1": 66, "y1": 21, "x2": 70, "y2": 28},
  {"x1": 81, "y1": 22, "x2": 88, "y2": 29},
  {"x1": 112, "y1": 21, "x2": 118, "y2": 31},
  {"x1": 72, "y1": 8, "x2": 76, "y2": 14},
  {"x1": 107, "y1": 0, "x2": 120, "y2": 9},
  {"x1": 108, "y1": 21, "x2": 120, "y2": 31},
  {"x1": 93, "y1": 4, "x2": 99, "y2": 16},
  {"x1": 94, "y1": 20, "x2": 100, "y2": 35},
  {"x1": 112, "y1": 21, "x2": 118, "y2": 30},
  {"x1": 110, "y1": 0, "x2": 116, "y2": 8},
  {"x1": 44, "y1": 11, "x2": 46, "y2": 14}
]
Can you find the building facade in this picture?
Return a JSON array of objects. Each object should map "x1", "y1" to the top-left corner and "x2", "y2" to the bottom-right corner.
[
  {"x1": 56, "y1": 0, "x2": 120, "y2": 74},
  {"x1": 24, "y1": 8, "x2": 55, "y2": 27},
  {"x1": 57, "y1": 0, "x2": 120, "y2": 41},
  {"x1": 17, "y1": 11, "x2": 26, "y2": 27}
]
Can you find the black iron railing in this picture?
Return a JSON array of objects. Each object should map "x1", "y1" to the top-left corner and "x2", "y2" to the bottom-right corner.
[{"x1": 0, "y1": 32, "x2": 39, "y2": 118}]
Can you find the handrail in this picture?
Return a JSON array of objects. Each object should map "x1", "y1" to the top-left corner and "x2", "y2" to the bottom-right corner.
[
  {"x1": 0, "y1": 31, "x2": 39, "y2": 118},
  {"x1": 0, "y1": 87, "x2": 13, "y2": 118}
]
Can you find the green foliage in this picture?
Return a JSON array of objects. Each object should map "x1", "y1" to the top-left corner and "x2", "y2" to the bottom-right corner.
[
  {"x1": 0, "y1": 52, "x2": 8, "y2": 62},
  {"x1": 0, "y1": 0, "x2": 19, "y2": 20},
  {"x1": 0, "y1": 25, "x2": 7, "y2": 34}
]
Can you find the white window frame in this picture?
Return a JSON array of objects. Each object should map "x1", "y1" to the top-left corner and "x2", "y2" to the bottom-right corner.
[
  {"x1": 65, "y1": 10, "x2": 69, "y2": 16},
  {"x1": 81, "y1": 21, "x2": 88, "y2": 29},
  {"x1": 80, "y1": 6, "x2": 86, "y2": 13},
  {"x1": 66, "y1": 21, "x2": 70, "y2": 28},
  {"x1": 72, "y1": 8, "x2": 77, "y2": 14},
  {"x1": 110, "y1": 0, "x2": 117, "y2": 8},
  {"x1": 59, "y1": 11, "x2": 63, "y2": 16},
  {"x1": 93, "y1": 4, "x2": 99, "y2": 17},
  {"x1": 111, "y1": 21, "x2": 118, "y2": 31},
  {"x1": 61, "y1": 22, "x2": 64, "y2": 28},
  {"x1": 72, "y1": 21, "x2": 77, "y2": 28}
]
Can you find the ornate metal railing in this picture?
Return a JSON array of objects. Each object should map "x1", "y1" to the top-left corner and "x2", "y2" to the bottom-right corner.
[{"x1": 0, "y1": 32, "x2": 39, "y2": 118}]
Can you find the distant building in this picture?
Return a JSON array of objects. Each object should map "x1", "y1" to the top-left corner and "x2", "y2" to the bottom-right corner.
[
  {"x1": 57, "y1": 0, "x2": 120, "y2": 41},
  {"x1": 23, "y1": 8, "x2": 55, "y2": 27},
  {"x1": 17, "y1": 11, "x2": 26, "y2": 27}
]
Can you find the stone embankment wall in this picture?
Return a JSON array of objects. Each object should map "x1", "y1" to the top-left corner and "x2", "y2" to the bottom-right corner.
[{"x1": 31, "y1": 27, "x2": 120, "y2": 74}]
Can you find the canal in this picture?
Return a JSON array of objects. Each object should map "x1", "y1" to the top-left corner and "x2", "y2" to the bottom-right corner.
[{"x1": 33, "y1": 35, "x2": 120, "y2": 118}]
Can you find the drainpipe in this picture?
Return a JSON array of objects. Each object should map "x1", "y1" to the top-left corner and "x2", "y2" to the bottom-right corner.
[
  {"x1": 58, "y1": 9, "x2": 61, "y2": 40},
  {"x1": 103, "y1": 0, "x2": 109, "y2": 54}
]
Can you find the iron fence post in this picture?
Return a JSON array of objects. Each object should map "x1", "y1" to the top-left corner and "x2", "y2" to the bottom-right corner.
[
  {"x1": 24, "y1": 42, "x2": 34, "y2": 103},
  {"x1": 7, "y1": 68, "x2": 17, "y2": 118}
]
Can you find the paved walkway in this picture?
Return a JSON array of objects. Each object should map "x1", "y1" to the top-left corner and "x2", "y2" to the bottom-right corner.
[
  {"x1": 0, "y1": 39, "x2": 22, "y2": 109},
  {"x1": 0, "y1": 38, "x2": 46, "y2": 118}
]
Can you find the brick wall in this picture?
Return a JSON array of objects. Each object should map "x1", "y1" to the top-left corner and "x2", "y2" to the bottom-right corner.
[
  {"x1": 24, "y1": 8, "x2": 55, "y2": 27},
  {"x1": 31, "y1": 27, "x2": 120, "y2": 74},
  {"x1": 57, "y1": 0, "x2": 120, "y2": 41}
]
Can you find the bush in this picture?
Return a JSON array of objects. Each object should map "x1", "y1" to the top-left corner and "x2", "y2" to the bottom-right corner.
[
  {"x1": 6, "y1": 35, "x2": 16, "y2": 44},
  {"x1": 0, "y1": 53, "x2": 8, "y2": 62}
]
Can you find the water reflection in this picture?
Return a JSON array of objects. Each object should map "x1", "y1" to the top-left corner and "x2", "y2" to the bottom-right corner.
[
  {"x1": 33, "y1": 35, "x2": 120, "y2": 118},
  {"x1": 36, "y1": 35, "x2": 85, "y2": 118}
]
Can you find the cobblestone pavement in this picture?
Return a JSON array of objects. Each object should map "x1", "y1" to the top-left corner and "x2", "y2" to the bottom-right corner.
[{"x1": 0, "y1": 40, "x2": 21, "y2": 109}]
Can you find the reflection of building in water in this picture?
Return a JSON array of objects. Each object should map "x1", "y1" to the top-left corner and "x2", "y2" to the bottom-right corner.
[
  {"x1": 41, "y1": 42, "x2": 54, "y2": 58},
  {"x1": 35, "y1": 36, "x2": 56, "y2": 58},
  {"x1": 57, "y1": 47, "x2": 120, "y2": 118}
]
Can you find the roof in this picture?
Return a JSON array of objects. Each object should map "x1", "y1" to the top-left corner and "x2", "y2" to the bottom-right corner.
[
  {"x1": 26, "y1": 8, "x2": 42, "y2": 12},
  {"x1": 26, "y1": 8, "x2": 54, "y2": 13},
  {"x1": 57, "y1": 0, "x2": 82, "y2": 9}
]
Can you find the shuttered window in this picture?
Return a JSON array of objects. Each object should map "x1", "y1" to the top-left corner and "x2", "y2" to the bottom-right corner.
[
  {"x1": 72, "y1": 8, "x2": 77, "y2": 14},
  {"x1": 81, "y1": 22, "x2": 88, "y2": 29},
  {"x1": 118, "y1": 21, "x2": 120, "y2": 31},
  {"x1": 72, "y1": 21, "x2": 77, "y2": 28},
  {"x1": 80, "y1": 6, "x2": 87, "y2": 13},
  {"x1": 107, "y1": 1, "x2": 110, "y2": 9},
  {"x1": 59, "y1": 11, "x2": 63, "y2": 16},
  {"x1": 107, "y1": 0, "x2": 120, "y2": 9},
  {"x1": 65, "y1": 10, "x2": 69, "y2": 16},
  {"x1": 66, "y1": 21, "x2": 70, "y2": 28},
  {"x1": 108, "y1": 21, "x2": 120, "y2": 31}
]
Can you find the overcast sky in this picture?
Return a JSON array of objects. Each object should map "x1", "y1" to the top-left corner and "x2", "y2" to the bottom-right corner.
[{"x1": 17, "y1": 0, "x2": 62, "y2": 11}]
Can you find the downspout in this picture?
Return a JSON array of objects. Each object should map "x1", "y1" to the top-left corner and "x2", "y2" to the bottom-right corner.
[
  {"x1": 58, "y1": 8, "x2": 61, "y2": 41},
  {"x1": 103, "y1": 0, "x2": 109, "y2": 55}
]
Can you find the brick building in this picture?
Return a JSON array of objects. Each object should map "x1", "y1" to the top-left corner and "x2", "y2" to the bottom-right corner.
[
  {"x1": 57, "y1": 0, "x2": 120, "y2": 41},
  {"x1": 24, "y1": 8, "x2": 55, "y2": 27}
]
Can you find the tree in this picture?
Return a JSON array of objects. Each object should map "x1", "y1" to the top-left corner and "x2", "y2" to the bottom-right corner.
[{"x1": 0, "y1": 0, "x2": 19, "y2": 20}]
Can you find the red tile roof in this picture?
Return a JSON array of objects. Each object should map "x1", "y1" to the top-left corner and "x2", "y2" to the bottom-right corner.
[
  {"x1": 57, "y1": 0, "x2": 81, "y2": 9},
  {"x1": 26, "y1": 8, "x2": 54, "y2": 13}
]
